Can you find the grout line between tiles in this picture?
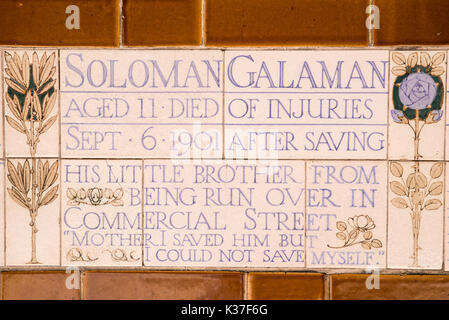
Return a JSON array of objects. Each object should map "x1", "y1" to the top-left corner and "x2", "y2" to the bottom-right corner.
[
  {"x1": 201, "y1": 0, "x2": 206, "y2": 47},
  {"x1": 443, "y1": 162, "x2": 446, "y2": 271},
  {"x1": 324, "y1": 274, "x2": 330, "y2": 300},
  {"x1": 385, "y1": 50, "x2": 391, "y2": 268},
  {"x1": 222, "y1": 50, "x2": 225, "y2": 160},
  {"x1": 1, "y1": 49, "x2": 5, "y2": 267}
]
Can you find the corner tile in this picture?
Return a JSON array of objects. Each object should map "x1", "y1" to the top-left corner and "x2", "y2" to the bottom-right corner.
[
  {"x1": 0, "y1": 161, "x2": 3, "y2": 266},
  {"x1": 143, "y1": 159, "x2": 306, "y2": 268},
  {"x1": 389, "y1": 51, "x2": 446, "y2": 161},
  {"x1": 331, "y1": 274, "x2": 449, "y2": 300},
  {"x1": 248, "y1": 272, "x2": 324, "y2": 300},
  {"x1": 5, "y1": 158, "x2": 60, "y2": 265},
  {"x1": 388, "y1": 161, "x2": 444, "y2": 269}
]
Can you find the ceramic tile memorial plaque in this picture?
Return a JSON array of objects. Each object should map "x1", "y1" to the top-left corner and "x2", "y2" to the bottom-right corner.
[
  {"x1": 61, "y1": 159, "x2": 142, "y2": 266},
  {"x1": 1, "y1": 48, "x2": 448, "y2": 270},
  {"x1": 388, "y1": 161, "x2": 444, "y2": 269},
  {"x1": 306, "y1": 160, "x2": 387, "y2": 268},
  {"x1": 0, "y1": 161, "x2": 4, "y2": 266},
  {"x1": 143, "y1": 159, "x2": 306, "y2": 268}
]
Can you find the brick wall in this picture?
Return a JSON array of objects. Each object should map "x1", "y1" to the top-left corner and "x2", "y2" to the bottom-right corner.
[{"x1": 0, "y1": 0, "x2": 449, "y2": 300}]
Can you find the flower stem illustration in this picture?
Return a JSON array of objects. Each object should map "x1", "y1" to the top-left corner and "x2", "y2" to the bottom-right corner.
[
  {"x1": 328, "y1": 215, "x2": 382, "y2": 250},
  {"x1": 4, "y1": 51, "x2": 59, "y2": 264},
  {"x1": 390, "y1": 51, "x2": 445, "y2": 267}
]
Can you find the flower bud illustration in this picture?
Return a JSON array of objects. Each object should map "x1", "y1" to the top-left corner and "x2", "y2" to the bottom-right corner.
[
  {"x1": 104, "y1": 188, "x2": 113, "y2": 199},
  {"x1": 328, "y1": 215, "x2": 382, "y2": 250},
  {"x1": 4, "y1": 51, "x2": 59, "y2": 264},
  {"x1": 77, "y1": 188, "x2": 86, "y2": 200}
]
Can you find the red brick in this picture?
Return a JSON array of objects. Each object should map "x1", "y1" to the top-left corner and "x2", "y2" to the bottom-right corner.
[
  {"x1": 2, "y1": 272, "x2": 80, "y2": 300},
  {"x1": 206, "y1": 0, "x2": 369, "y2": 46},
  {"x1": 0, "y1": 0, "x2": 119, "y2": 46},
  {"x1": 83, "y1": 271, "x2": 243, "y2": 300}
]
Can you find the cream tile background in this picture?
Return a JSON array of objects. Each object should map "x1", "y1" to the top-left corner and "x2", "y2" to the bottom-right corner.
[
  {"x1": 0, "y1": 48, "x2": 448, "y2": 270},
  {"x1": 5, "y1": 158, "x2": 60, "y2": 265},
  {"x1": 388, "y1": 51, "x2": 446, "y2": 161},
  {"x1": 143, "y1": 159, "x2": 306, "y2": 268},
  {"x1": 224, "y1": 50, "x2": 389, "y2": 160},
  {"x1": 0, "y1": 161, "x2": 4, "y2": 266}
]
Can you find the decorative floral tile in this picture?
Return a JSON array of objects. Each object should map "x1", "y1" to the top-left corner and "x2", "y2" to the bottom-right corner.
[
  {"x1": 5, "y1": 158, "x2": 60, "y2": 265},
  {"x1": 59, "y1": 50, "x2": 223, "y2": 159},
  {"x1": 143, "y1": 159, "x2": 306, "y2": 268},
  {"x1": 389, "y1": 51, "x2": 446, "y2": 161},
  {"x1": 388, "y1": 161, "x2": 444, "y2": 269},
  {"x1": 3, "y1": 49, "x2": 59, "y2": 158},
  {"x1": 224, "y1": 50, "x2": 389, "y2": 159},
  {"x1": 61, "y1": 159, "x2": 142, "y2": 266},
  {"x1": 306, "y1": 160, "x2": 387, "y2": 268}
]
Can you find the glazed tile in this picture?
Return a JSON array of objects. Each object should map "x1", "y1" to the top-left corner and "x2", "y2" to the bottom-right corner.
[
  {"x1": 3, "y1": 49, "x2": 59, "y2": 158},
  {"x1": 224, "y1": 50, "x2": 389, "y2": 159},
  {"x1": 83, "y1": 271, "x2": 243, "y2": 300},
  {"x1": 60, "y1": 50, "x2": 223, "y2": 159},
  {"x1": 61, "y1": 159, "x2": 142, "y2": 266},
  {"x1": 388, "y1": 161, "x2": 444, "y2": 269},
  {"x1": 389, "y1": 51, "x2": 446, "y2": 161},
  {"x1": 2, "y1": 271, "x2": 80, "y2": 300},
  {"x1": 5, "y1": 158, "x2": 60, "y2": 265},
  {"x1": 143, "y1": 159, "x2": 306, "y2": 268},
  {"x1": 306, "y1": 160, "x2": 387, "y2": 268},
  {"x1": 0, "y1": 0, "x2": 119, "y2": 47}
]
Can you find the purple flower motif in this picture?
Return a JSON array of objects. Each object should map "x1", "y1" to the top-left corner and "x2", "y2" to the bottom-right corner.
[
  {"x1": 399, "y1": 72, "x2": 437, "y2": 110},
  {"x1": 391, "y1": 109, "x2": 405, "y2": 123}
]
